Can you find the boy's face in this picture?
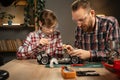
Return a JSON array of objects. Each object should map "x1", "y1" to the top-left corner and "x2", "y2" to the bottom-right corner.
[{"x1": 42, "y1": 24, "x2": 56, "y2": 35}]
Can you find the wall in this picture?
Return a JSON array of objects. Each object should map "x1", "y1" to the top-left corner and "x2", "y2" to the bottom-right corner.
[
  {"x1": 45, "y1": 0, "x2": 75, "y2": 45},
  {"x1": 91, "y1": 0, "x2": 120, "y2": 22},
  {"x1": 0, "y1": 0, "x2": 120, "y2": 46},
  {"x1": 45, "y1": 0, "x2": 120, "y2": 46}
]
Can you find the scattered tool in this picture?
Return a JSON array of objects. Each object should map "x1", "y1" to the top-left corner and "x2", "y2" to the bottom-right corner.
[
  {"x1": 76, "y1": 70, "x2": 100, "y2": 76},
  {"x1": 71, "y1": 64, "x2": 84, "y2": 67},
  {"x1": 61, "y1": 66, "x2": 76, "y2": 79}
]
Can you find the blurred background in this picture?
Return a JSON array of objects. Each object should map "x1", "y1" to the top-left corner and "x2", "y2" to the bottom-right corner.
[{"x1": 0, "y1": 0, "x2": 120, "y2": 45}]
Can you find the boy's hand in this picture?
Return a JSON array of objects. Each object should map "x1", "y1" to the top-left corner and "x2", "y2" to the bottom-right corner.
[{"x1": 40, "y1": 38, "x2": 50, "y2": 45}]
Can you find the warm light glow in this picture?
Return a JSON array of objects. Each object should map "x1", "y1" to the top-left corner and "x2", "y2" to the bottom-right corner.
[
  {"x1": 3, "y1": 23, "x2": 20, "y2": 25},
  {"x1": 96, "y1": 14, "x2": 105, "y2": 17}
]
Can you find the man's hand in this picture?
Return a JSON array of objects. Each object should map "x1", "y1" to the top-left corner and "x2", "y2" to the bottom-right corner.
[
  {"x1": 63, "y1": 44, "x2": 91, "y2": 59},
  {"x1": 62, "y1": 44, "x2": 74, "y2": 52},
  {"x1": 70, "y1": 49, "x2": 91, "y2": 59},
  {"x1": 40, "y1": 38, "x2": 50, "y2": 46}
]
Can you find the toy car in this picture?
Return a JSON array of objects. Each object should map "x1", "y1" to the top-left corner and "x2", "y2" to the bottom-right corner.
[
  {"x1": 102, "y1": 60, "x2": 120, "y2": 76},
  {"x1": 36, "y1": 50, "x2": 83, "y2": 65},
  {"x1": 102, "y1": 50, "x2": 120, "y2": 76},
  {"x1": 36, "y1": 48, "x2": 107, "y2": 65}
]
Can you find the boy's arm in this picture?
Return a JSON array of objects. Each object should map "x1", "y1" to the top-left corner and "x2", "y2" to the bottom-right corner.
[{"x1": 16, "y1": 32, "x2": 44, "y2": 59}]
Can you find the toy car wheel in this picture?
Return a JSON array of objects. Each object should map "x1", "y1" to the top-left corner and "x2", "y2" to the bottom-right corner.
[
  {"x1": 41, "y1": 56, "x2": 49, "y2": 65},
  {"x1": 71, "y1": 56, "x2": 79, "y2": 64}
]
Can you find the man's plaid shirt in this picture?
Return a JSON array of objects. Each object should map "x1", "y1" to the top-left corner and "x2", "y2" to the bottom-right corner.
[
  {"x1": 17, "y1": 30, "x2": 63, "y2": 59},
  {"x1": 75, "y1": 16, "x2": 120, "y2": 57}
]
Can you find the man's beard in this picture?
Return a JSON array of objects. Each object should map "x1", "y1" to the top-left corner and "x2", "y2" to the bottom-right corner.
[{"x1": 81, "y1": 19, "x2": 93, "y2": 32}]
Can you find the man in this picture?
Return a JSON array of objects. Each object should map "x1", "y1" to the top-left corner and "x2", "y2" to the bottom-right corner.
[{"x1": 66, "y1": 0, "x2": 120, "y2": 60}]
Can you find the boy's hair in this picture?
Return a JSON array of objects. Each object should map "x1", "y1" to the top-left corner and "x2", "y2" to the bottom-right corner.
[
  {"x1": 38, "y1": 9, "x2": 58, "y2": 28},
  {"x1": 71, "y1": 0, "x2": 91, "y2": 12}
]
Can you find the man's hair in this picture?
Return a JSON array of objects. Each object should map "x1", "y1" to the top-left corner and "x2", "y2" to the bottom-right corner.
[
  {"x1": 38, "y1": 9, "x2": 58, "y2": 28},
  {"x1": 71, "y1": 0, "x2": 91, "y2": 12}
]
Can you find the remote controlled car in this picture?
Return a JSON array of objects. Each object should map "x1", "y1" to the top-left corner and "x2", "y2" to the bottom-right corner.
[
  {"x1": 36, "y1": 49, "x2": 107, "y2": 65},
  {"x1": 102, "y1": 60, "x2": 120, "y2": 76},
  {"x1": 37, "y1": 49, "x2": 84, "y2": 65},
  {"x1": 102, "y1": 50, "x2": 120, "y2": 76}
]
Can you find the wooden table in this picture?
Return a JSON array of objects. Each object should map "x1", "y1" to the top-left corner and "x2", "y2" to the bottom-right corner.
[{"x1": 0, "y1": 59, "x2": 119, "y2": 80}]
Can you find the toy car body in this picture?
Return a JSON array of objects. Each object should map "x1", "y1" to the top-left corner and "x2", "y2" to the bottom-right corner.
[
  {"x1": 102, "y1": 50, "x2": 120, "y2": 76},
  {"x1": 37, "y1": 50, "x2": 83, "y2": 65},
  {"x1": 36, "y1": 50, "x2": 107, "y2": 65}
]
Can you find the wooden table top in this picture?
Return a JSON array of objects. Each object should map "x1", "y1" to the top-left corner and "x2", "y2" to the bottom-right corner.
[{"x1": 0, "y1": 59, "x2": 119, "y2": 80}]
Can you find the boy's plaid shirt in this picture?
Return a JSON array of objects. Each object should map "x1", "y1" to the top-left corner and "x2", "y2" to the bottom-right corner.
[{"x1": 17, "y1": 30, "x2": 63, "y2": 59}]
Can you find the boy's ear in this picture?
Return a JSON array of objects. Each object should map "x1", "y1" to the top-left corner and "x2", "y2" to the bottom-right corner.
[{"x1": 39, "y1": 21, "x2": 42, "y2": 26}]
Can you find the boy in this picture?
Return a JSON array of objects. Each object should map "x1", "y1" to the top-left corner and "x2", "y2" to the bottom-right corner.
[{"x1": 17, "y1": 9, "x2": 63, "y2": 59}]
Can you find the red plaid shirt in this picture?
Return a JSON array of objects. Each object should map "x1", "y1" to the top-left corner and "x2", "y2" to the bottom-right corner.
[
  {"x1": 75, "y1": 16, "x2": 120, "y2": 57},
  {"x1": 17, "y1": 29, "x2": 63, "y2": 59}
]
